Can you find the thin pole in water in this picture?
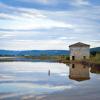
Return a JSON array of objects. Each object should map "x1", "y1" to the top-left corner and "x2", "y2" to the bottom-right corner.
[{"x1": 48, "y1": 69, "x2": 50, "y2": 76}]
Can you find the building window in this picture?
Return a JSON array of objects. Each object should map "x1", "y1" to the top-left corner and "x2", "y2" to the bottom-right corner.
[
  {"x1": 72, "y1": 56, "x2": 75, "y2": 60},
  {"x1": 72, "y1": 64, "x2": 75, "y2": 68}
]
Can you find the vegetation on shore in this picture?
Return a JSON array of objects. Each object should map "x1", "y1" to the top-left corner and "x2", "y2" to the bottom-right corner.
[
  {"x1": 89, "y1": 52, "x2": 100, "y2": 64},
  {"x1": 22, "y1": 54, "x2": 70, "y2": 61},
  {"x1": 0, "y1": 51, "x2": 100, "y2": 65}
]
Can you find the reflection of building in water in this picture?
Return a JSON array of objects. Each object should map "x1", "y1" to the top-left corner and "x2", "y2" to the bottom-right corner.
[
  {"x1": 90, "y1": 66, "x2": 100, "y2": 74},
  {"x1": 69, "y1": 42, "x2": 90, "y2": 60},
  {"x1": 69, "y1": 64, "x2": 90, "y2": 81}
]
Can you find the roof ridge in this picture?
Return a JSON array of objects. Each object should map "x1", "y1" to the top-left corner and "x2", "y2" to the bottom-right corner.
[{"x1": 69, "y1": 42, "x2": 90, "y2": 47}]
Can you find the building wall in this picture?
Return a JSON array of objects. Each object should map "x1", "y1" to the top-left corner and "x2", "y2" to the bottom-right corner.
[{"x1": 69, "y1": 47, "x2": 90, "y2": 60}]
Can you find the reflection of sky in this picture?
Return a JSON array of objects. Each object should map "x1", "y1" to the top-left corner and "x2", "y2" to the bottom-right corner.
[
  {"x1": 0, "y1": 62, "x2": 68, "y2": 73},
  {"x1": 0, "y1": 0, "x2": 100, "y2": 50},
  {"x1": 0, "y1": 62, "x2": 73, "y2": 95},
  {"x1": 0, "y1": 62, "x2": 100, "y2": 97}
]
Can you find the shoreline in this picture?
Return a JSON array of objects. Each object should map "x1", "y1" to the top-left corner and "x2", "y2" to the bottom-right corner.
[{"x1": 0, "y1": 56, "x2": 100, "y2": 66}]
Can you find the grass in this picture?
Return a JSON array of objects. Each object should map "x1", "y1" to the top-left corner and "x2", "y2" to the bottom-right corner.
[{"x1": 23, "y1": 55, "x2": 69, "y2": 61}]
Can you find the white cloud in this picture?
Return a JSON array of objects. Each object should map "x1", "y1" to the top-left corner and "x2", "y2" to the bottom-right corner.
[
  {"x1": 0, "y1": 1, "x2": 100, "y2": 50},
  {"x1": 0, "y1": 40, "x2": 68, "y2": 50},
  {"x1": 0, "y1": 34, "x2": 15, "y2": 39},
  {"x1": 58, "y1": 36, "x2": 77, "y2": 40},
  {"x1": 0, "y1": 14, "x2": 73, "y2": 30},
  {"x1": 0, "y1": 6, "x2": 73, "y2": 30},
  {"x1": 36, "y1": 0, "x2": 51, "y2": 4},
  {"x1": 0, "y1": 18, "x2": 72, "y2": 30},
  {"x1": 58, "y1": 37, "x2": 68, "y2": 40},
  {"x1": 89, "y1": 41, "x2": 100, "y2": 48},
  {"x1": 0, "y1": 39, "x2": 99, "y2": 50},
  {"x1": 0, "y1": 13, "x2": 19, "y2": 20},
  {"x1": 70, "y1": 0, "x2": 90, "y2": 6}
]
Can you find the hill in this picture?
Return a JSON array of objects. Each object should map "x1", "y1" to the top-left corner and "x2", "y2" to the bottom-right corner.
[
  {"x1": 90, "y1": 47, "x2": 100, "y2": 52},
  {"x1": 0, "y1": 50, "x2": 69, "y2": 56},
  {"x1": 0, "y1": 47, "x2": 99, "y2": 56}
]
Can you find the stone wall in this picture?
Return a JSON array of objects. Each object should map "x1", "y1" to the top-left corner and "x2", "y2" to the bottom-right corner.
[{"x1": 69, "y1": 47, "x2": 90, "y2": 60}]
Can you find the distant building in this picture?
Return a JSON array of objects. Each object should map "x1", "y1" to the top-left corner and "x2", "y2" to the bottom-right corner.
[
  {"x1": 69, "y1": 42, "x2": 90, "y2": 60},
  {"x1": 69, "y1": 64, "x2": 90, "y2": 81}
]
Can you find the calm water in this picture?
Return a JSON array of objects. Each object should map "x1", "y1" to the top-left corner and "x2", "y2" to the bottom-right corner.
[{"x1": 0, "y1": 62, "x2": 100, "y2": 99}]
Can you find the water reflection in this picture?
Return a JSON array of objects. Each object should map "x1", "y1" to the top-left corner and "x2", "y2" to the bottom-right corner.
[
  {"x1": 48, "y1": 69, "x2": 51, "y2": 76},
  {"x1": 69, "y1": 64, "x2": 90, "y2": 81},
  {"x1": 90, "y1": 66, "x2": 100, "y2": 74},
  {"x1": 0, "y1": 61, "x2": 100, "y2": 98},
  {"x1": 0, "y1": 62, "x2": 69, "y2": 95}
]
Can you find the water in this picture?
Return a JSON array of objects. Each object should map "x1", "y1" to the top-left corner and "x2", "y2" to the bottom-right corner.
[{"x1": 0, "y1": 62, "x2": 100, "y2": 99}]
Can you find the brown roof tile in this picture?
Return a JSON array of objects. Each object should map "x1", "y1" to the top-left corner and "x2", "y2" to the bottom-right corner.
[{"x1": 69, "y1": 42, "x2": 90, "y2": 47}]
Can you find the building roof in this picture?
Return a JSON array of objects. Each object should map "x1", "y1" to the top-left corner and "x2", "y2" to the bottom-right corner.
[{"x1": 69, "y1": 42, "x2": 90, "y2": 47}]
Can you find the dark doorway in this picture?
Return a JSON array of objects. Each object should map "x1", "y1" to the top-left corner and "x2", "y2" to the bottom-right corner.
[
  {"x1": 72, "y1": 64, "x2": 75, "y2": 68},
  {"x1": 72, "y1": 56, "x2": 75, "y2": 60},
  {"x1": 83, "y1": 56, "x2": 86, "y2": 59}
]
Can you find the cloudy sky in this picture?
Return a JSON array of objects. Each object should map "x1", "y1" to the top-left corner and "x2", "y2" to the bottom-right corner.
[{"x1": 0, "y1": 0, "x2": 100, "y2": 50}]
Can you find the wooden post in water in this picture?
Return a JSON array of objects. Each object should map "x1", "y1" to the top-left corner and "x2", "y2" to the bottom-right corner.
[{"x1": 48, "y1": 69, "x2": 50, "y2": 76}]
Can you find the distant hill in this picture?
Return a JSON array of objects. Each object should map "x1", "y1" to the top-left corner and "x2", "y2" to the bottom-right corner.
[
  {"x1": 0, "y1": 47, "x2": 99, "y2": 56},
  {"x1": 90, "y1": 47, "x2": 100, "y2": 52},
  {"x1": 0, "y1": 50, "x2": 69, "y2": 56}
]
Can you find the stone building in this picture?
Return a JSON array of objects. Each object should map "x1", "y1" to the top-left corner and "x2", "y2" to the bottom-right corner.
[
  {"x1": 69, "y1": 64, "x2": 90, "y2": 81},
  {"x1": 69, "y1": 42, "x2": 90, "y2": 60}
]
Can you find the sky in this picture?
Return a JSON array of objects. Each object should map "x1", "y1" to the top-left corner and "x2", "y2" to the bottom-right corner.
[{"x1": 0, "y1": 0, "x2": 100, "y2": 50}]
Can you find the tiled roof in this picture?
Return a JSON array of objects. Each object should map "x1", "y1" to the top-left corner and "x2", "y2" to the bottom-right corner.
[{"x1": 69, "y1": 42, "x2": 90, "y2": 47}]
